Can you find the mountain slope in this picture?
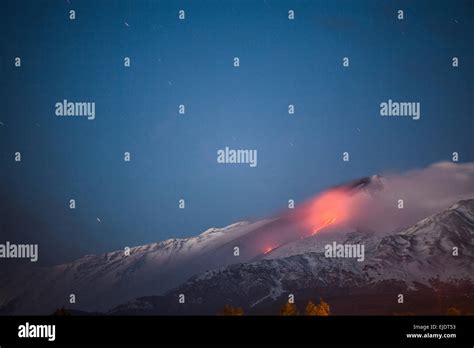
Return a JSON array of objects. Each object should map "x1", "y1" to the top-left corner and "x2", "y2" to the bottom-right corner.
[
  {"x1": 0, "y1": 175, "x2": 385, "y2": 315},
  {"x1": 3, "y1": 172, "x2": 471, "y2": 315},
  {"x1": 0, "y1": 220, "x2": 273, "y2": 314},
  {"x1": 110, "y1": 200, "x2": 474, "y2": 315}
]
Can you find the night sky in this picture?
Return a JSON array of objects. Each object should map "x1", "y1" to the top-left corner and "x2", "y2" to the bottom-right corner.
[{"x1": 1, "y1": 0, "x2": 473, "y2": 264}]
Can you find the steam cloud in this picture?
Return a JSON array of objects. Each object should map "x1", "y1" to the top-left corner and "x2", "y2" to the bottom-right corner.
[{"x1": 342, "y1": 161, "x2": 474, "y2": 234}]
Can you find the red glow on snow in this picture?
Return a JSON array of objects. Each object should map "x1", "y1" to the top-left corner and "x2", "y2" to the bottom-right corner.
[
  {"x1": 311, "y1": 216, "x2": 337, "y2": 235},
  {"x1": 304, "y1": 189, "x2": 352, "y2": 235},
  {"x1": 263, "y1": 245, "x2": 279, "y2": 255}
]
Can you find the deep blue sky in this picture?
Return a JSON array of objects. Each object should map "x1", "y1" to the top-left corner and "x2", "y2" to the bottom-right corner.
[{"x1": 1, "y1": 0, "x2": 473, "y2": 264}]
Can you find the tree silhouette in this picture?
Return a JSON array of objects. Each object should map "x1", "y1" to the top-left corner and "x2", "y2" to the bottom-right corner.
[
  {"x1": 305, "y1": 301, "x2": 318, "y2": 315},
  {"x1": 305, "y1": 299, "x2": 330, "y2": 316},
  {"x1": 220, "y1": 305, "x2": 244, "y2": 316},
  {"x1": 52, "y1": 307, "x2": 71, "y2": 316},
  {"x1": 446, "y1": 307, "x2": 462, "y2": 316},
  {"x1": 280, "y1": 302, "x2": 298, "y2": 316}
]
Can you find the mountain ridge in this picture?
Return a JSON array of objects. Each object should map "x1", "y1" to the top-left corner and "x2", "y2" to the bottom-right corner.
[{"x1": 108, "y1": 199, "x2": 474, "y2": 315}]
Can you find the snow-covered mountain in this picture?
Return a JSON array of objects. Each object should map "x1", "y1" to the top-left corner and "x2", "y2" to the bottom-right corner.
[
  {"x1": 110, "y1": 199, "x2": 474, "y2": 315},
  {"x1": 0, "y1": 219, "x2": 275, "y2": 314},
  {"x1": 2, "y1": 171, "x2": 472, "y2": 315},
  {"x1": 0, "y1": 175, "x2": 382, "y2": 315}
]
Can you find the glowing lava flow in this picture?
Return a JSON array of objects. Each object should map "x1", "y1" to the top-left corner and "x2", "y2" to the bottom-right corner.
[
  {"x1": 311, "y1": 216, "x2": 337, "y2": 235},
  {"x1": 263, "y1": 245, "x2": 279, "y2": 255},
  {"x1": 302, "y1": 189, "x2": 353, "y2": 236}
]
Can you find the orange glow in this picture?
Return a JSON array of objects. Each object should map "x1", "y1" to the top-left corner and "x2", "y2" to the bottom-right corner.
[
  {"x1": 311, "y1": 216, "x2": 337, "y2": 235},
  {"x1": 304, "y1": 189, "x2": 352, "y2": 235},
  {"x1": 263, "y1": 245, "x2": 279, "y2": 255}
]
